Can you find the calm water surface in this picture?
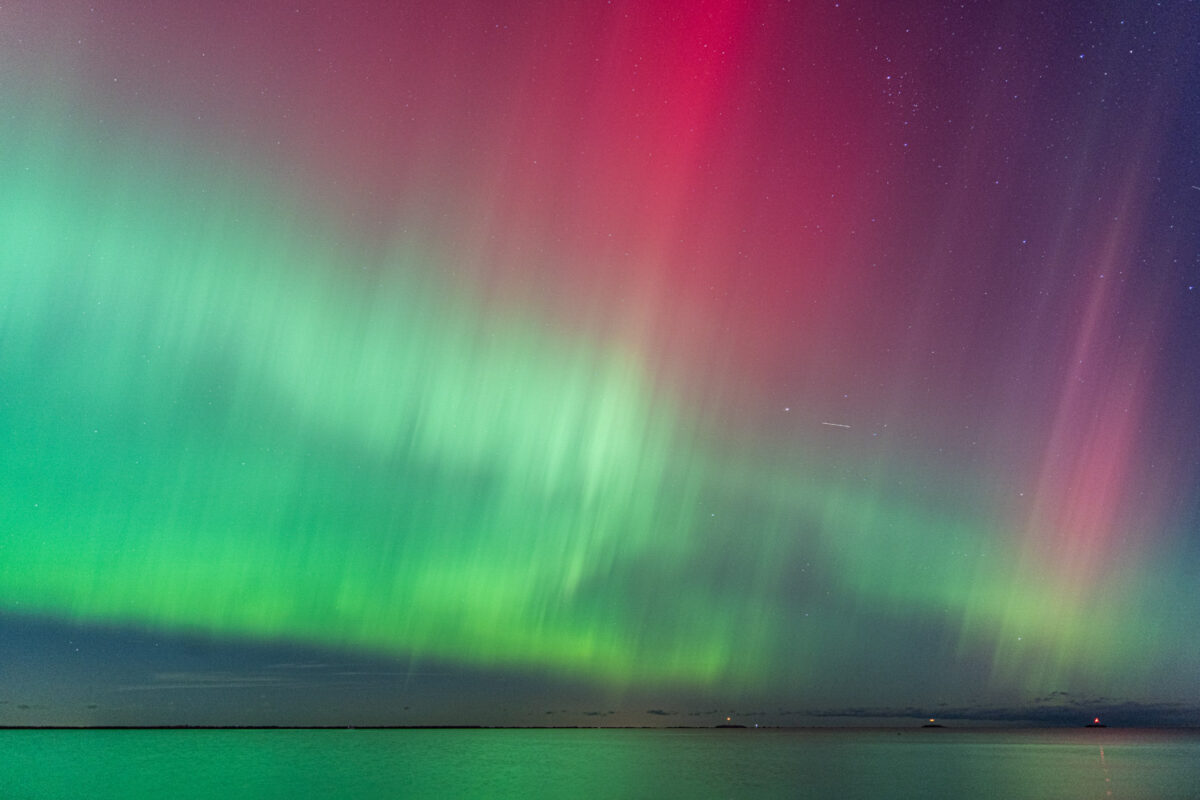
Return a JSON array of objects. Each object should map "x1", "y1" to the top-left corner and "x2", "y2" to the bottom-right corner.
[{"x1": 4, "y1": 728, "x2": 1198, "y2": 799}]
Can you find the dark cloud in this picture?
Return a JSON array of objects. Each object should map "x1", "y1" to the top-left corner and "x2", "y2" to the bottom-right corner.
[
  {"x1": 117, "y1": 672, "x2": 298, "y2": 692},
  {"x1": 1032, "y1": 691, "x2": 1073, "y2": 703},
  {"x1": 265, "y1": 663, "x2": 335, "y2": 670}
]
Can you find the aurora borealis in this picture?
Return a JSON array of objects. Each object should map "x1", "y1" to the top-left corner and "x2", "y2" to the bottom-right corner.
[{"x1": 2, "y1": 1, "x2": 1198, "y2": 726}]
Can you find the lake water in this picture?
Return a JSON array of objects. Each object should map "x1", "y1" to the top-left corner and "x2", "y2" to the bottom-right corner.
[{"x1": 4, "y1": 728, "x2": 1198, "y2": 799}]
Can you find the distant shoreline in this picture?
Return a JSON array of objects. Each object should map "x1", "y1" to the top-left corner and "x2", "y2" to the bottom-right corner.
[{"x1": 1, "y1": 724, "x2": 1186, "y2": 731}]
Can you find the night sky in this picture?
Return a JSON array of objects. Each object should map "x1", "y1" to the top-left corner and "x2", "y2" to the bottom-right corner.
[{"x1": 2, "y1": 1, "x2": 1198, "y2": 728}]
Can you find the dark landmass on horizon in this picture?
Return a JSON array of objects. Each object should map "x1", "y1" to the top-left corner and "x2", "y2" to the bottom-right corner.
[
  {"x1": 5, "y1": 698, "x2": 1198, "y2": 730},
  {"x1": 2, "y1": 723, "x2": 1196, "y2": 731}
]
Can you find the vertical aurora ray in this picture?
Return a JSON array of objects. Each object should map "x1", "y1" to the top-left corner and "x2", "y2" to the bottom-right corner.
[{"x1": 1, "y1": 0, "x2": 1197, "y2": 716}]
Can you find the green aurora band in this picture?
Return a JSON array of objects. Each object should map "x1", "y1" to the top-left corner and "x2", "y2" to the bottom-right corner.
[{"x1": 0, "y1": 97, "x2": 1174, "y2": 697}]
